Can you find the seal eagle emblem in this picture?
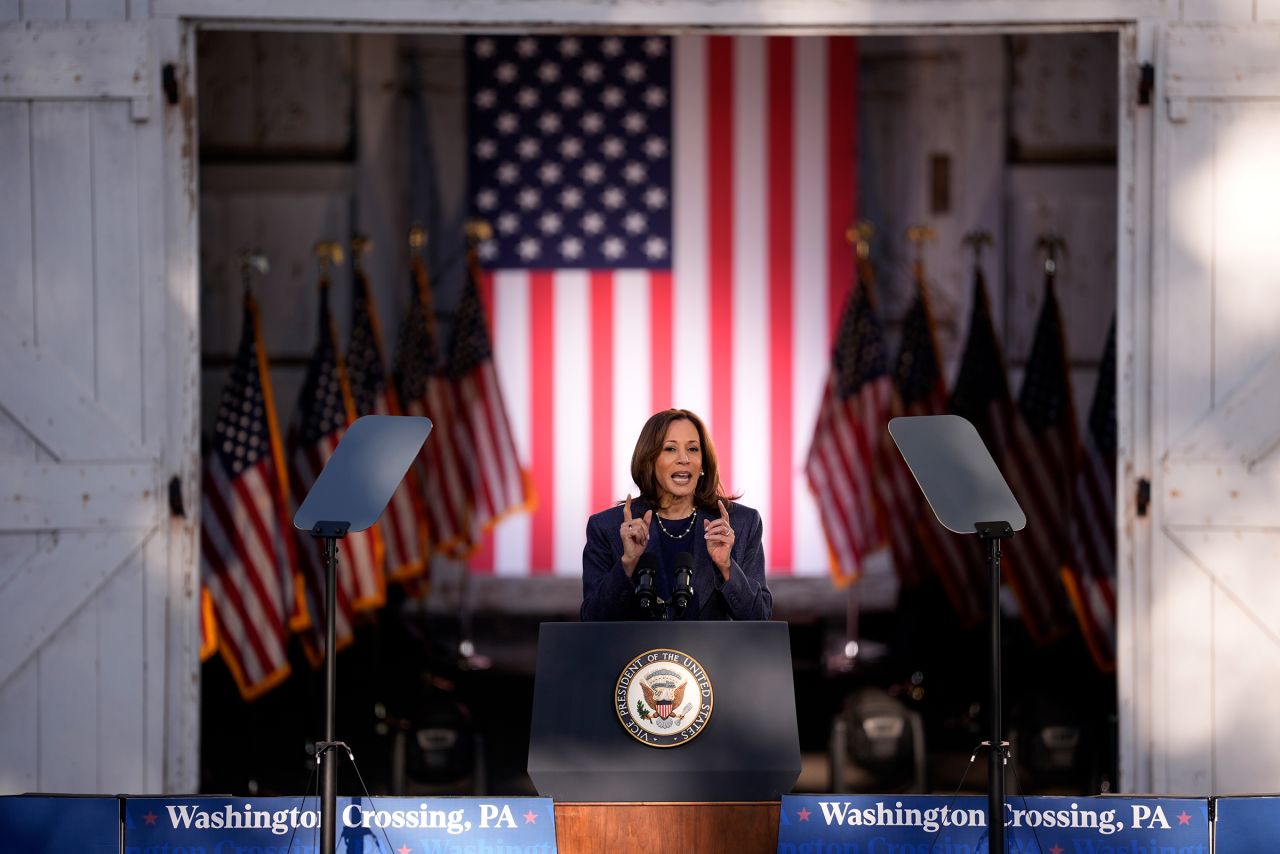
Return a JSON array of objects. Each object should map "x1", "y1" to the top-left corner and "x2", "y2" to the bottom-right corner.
[{"x1": 615, "y1": 648, "x2": 714, "y2": 748}]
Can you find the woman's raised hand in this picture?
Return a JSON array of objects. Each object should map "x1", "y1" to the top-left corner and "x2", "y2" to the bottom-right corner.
[
  {"x1": 619, "y1": 494, "x2": 652, "y2": 577},
  {"x1": 704, "y1": 499, "x2": 735, "y2": 578}
]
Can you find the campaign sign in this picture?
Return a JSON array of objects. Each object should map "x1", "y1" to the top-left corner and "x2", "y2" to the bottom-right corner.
[
  {"x1": 777, "y1": 794, "x2": 1209, "y2": 853},
  {"x1": 124, "y1": 796, "x2": 556, "y2": 853},
  {"x1": 1214, "y1": 795, "x2": 1280, "y2": 849},
  {"x1": 0, "y1": 795, "x2": 120, "y2": 854}
]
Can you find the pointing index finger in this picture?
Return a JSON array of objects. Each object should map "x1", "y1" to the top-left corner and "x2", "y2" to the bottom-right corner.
[
  {"x1": 624, "y1": 494, "x2": 633, "y2": 523},
  {"x1": 718, "y1": 499, "x2": 730, "y2": 521}
]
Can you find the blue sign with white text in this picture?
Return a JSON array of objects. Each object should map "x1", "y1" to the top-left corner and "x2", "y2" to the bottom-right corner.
[
  {"x1": 124, "y1": 796, "x2": 556, "y2": 853},
  {"x1": 0, "y1": 795, "x2": 119, "y2": 854},
  {"x1": 777, "y1": 795, "x2": 1209, "y2": 853},
  {"x1": 1214, "y1": 795, "x2": 1280, "y2": 850}
]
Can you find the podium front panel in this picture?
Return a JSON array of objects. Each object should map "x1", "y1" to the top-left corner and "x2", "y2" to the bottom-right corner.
[{"x1": 528, "y1": 621, "x2": 800, "y2": 802}]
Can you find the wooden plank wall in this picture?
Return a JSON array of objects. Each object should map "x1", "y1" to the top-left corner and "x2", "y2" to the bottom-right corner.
[
  {"x1": 0, "y1": 22, "x2": 174, "y2": 795},
  {"x1": 1151, "y1": 34, "x2": 1280, "y2": 791}
]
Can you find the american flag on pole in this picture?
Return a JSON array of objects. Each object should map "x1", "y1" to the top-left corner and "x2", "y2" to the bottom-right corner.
[
  {"x1": 200, "y1": 294, "x2": 299, "y2": 700},
  {"x1": 876, "y1": 266, "x2": 981, "y2": 622},
  {"x1": 346, "y1": 265, "x2": 430, "y2": 583},
  {"x1": 951, "y1": 266, "x2": 1074, "y2": 643},
  {"x1": 395, "y1": 256, "x2": 473, "y2": 558},
  {"x1": 288, "y1": 282, "x2": 386, "y2": 661},
  {"x1": 1007, "y1": 269, "x2": 1078, "y2": 643},
  {"x1": 806, "y1": 281, "x2": 892, "y2": 585},
  {"x1": 872, "y1": 263, "x2": 930, "y2": 589},
  {"x1": 199, "y1": 587, "x2": 218, "y2": 663},
  {"x1": 451, "y1": 247, "x2": 535, "y2": 544},
  {"x1": 1064, "y1": 319, "x2": 1117, "y2": 670},
  {"x1": 466, "y1": 34, "x2": 857, "y2": 576}
]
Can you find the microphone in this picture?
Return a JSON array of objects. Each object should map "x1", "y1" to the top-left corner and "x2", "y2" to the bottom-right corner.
[
  {"x1": 672, "y1": 552, "x2": 694, "y2": 619},
  {"x1": 633, "y1": 552, "x2": 659, "y2": 616}
]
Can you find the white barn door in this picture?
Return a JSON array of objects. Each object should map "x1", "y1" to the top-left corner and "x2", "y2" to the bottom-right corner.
[
  {"x1": 1142, "y1": 23, "x2": 1280, "y2": 794},
  {"x1": 0, "y1": 19, "x2": 198, "y2": 793}
]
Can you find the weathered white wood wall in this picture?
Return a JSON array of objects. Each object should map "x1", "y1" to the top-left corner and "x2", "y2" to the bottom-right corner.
[
  {"x1": 1143, "y1": 23, "x2": 1280, "y2": 795},
  {"x1": 0, "y1": 11, "x2": 200, "y2": 795}
]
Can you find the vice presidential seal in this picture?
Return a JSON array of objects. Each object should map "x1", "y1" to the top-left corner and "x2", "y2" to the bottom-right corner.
[{"x1": 615, "y1": 648, "x2": 714, "y2": 748}]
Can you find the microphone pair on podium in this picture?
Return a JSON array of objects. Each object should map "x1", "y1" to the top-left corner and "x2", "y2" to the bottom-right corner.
[{"x1": 633, "y1": 552, "x2": 694, "y2": 619}]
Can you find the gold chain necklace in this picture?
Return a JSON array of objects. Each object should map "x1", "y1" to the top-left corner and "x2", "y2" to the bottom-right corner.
[{"x1": 656, "y1": 509, "x2": 697, "y2": 539}]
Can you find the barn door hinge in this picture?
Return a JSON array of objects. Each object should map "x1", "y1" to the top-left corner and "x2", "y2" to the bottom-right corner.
[
  {"x1": 169, "y1": 475, "x2": 186, "y2": 518},
  {"x1": 1137, "y1": 62, "x2": 1155, "y2": 107},
  {"x1": 162, "y1": 63, "x2": 180, "y2": 106},
  {"x1": 1135, "y1": 478, "x2": 1151, "y2": 517}
]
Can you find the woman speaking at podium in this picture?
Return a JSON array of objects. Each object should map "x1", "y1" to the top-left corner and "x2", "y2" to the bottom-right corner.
[{"x1": 581, "y1": 408, "x2": 772, "y2": 621}]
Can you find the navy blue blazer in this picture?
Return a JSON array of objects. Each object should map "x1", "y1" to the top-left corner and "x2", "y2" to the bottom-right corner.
[{"x1": 580, "y1": 498, "x2": 773, "y2": 621}]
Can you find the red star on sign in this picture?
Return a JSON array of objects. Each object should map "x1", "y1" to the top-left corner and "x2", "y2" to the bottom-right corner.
[
  {"x1": 523, "y1": 810, "x2": 538, "y2": 824},
  {"x1": 797, "y1": 808, "x2": 811, "y2": 822},
  {"x1": 142, "y1": 811, "x2": 158, "y2": 826},
  {"x1": 397, "y1": 845, "x2": 411, "y2": 854},
  {"x1": 1177, "y1": 811, "x2": 1192, "y2": 825},
  {"x1": 1049, "y1": 845, "x2": 1064, "y2": 854}
]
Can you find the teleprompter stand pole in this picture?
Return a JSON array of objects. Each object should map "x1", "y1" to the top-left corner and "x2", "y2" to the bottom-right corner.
[
  {"x1": 886, "y1": 415, "x2": 1027, "y2": 854},
  {"x1": 977, "y1": 520, "x2": 1013, "y2": 854},
  {"x1": 311, "y1": 521, "x2": 349, "y2": 854},
  {"x1": 292, "y1": 415, "x2": 434, "y2": 854}
]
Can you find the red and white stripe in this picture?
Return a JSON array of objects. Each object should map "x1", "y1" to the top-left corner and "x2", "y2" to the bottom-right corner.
[
  {"x1": 880, "y1": 396, "x2": 983, "y2": 624},
  {"x1": 290, "y1": 431, "x2": 386, "y2": 657},
  {"x1": 353, "y1": 271, "x2": 428, "y2": 582},
  {"x1": 874, "y1": 370, "x2": 950, "y2": 591},
  {"x1": 992, "y1": 400, "x2": 1076, "y2": 643},
  {"x1": 201, "y1": 454, "x2": 294, "y2": 698},
  {"x1": 405, "y1": 263, "x2": 476, "y2": 558},
  {"x1": 918, "y1": 511, "x2": 985, "y2": 628},
  {"x1": 470, "y1": 35, "x2": 857, "y2": 576},
  {"x1": 371, "y1": 388, "x2": 429, "y2": 582},
  {"x1": 451, "y1": 273, "x2": 531, "y2": 545},
  {"x1": 406, "y1": 387, "x2": 470, "y2": 557},
  {"x1": 874, "y1": 432, "x2": 926, "y2": 587},
  {"x1": 807, "y1": 367, "x2": 893, "y2": 584}
]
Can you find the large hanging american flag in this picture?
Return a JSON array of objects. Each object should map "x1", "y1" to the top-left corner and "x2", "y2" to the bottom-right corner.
[
  {"x1": 346, "y1": 266, "x2": 429, "y2": 583},
  {"x1": 466, "y1": 34, "x2": 857, "y2": 576},
  {"x1": 1064, "y1": 319, "x2": 1117, "y2": 670},
  {"x1": 806, "y1": 280, "x2": 892, "y2": 585},
  {"x1": 288, "y1": 282, "x2": 386, "y2": 660},
  {"x1": 200, "y1": 294, "x2": 299, "y2": 700}
]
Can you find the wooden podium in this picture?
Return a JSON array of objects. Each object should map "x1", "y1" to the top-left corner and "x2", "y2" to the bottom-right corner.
[
  {"x1": 528, "y1": 623, "x2": 799, "y2": 851},
  {"x1": 553, "y1": 802, "x2": 780, "y2": 853}
]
